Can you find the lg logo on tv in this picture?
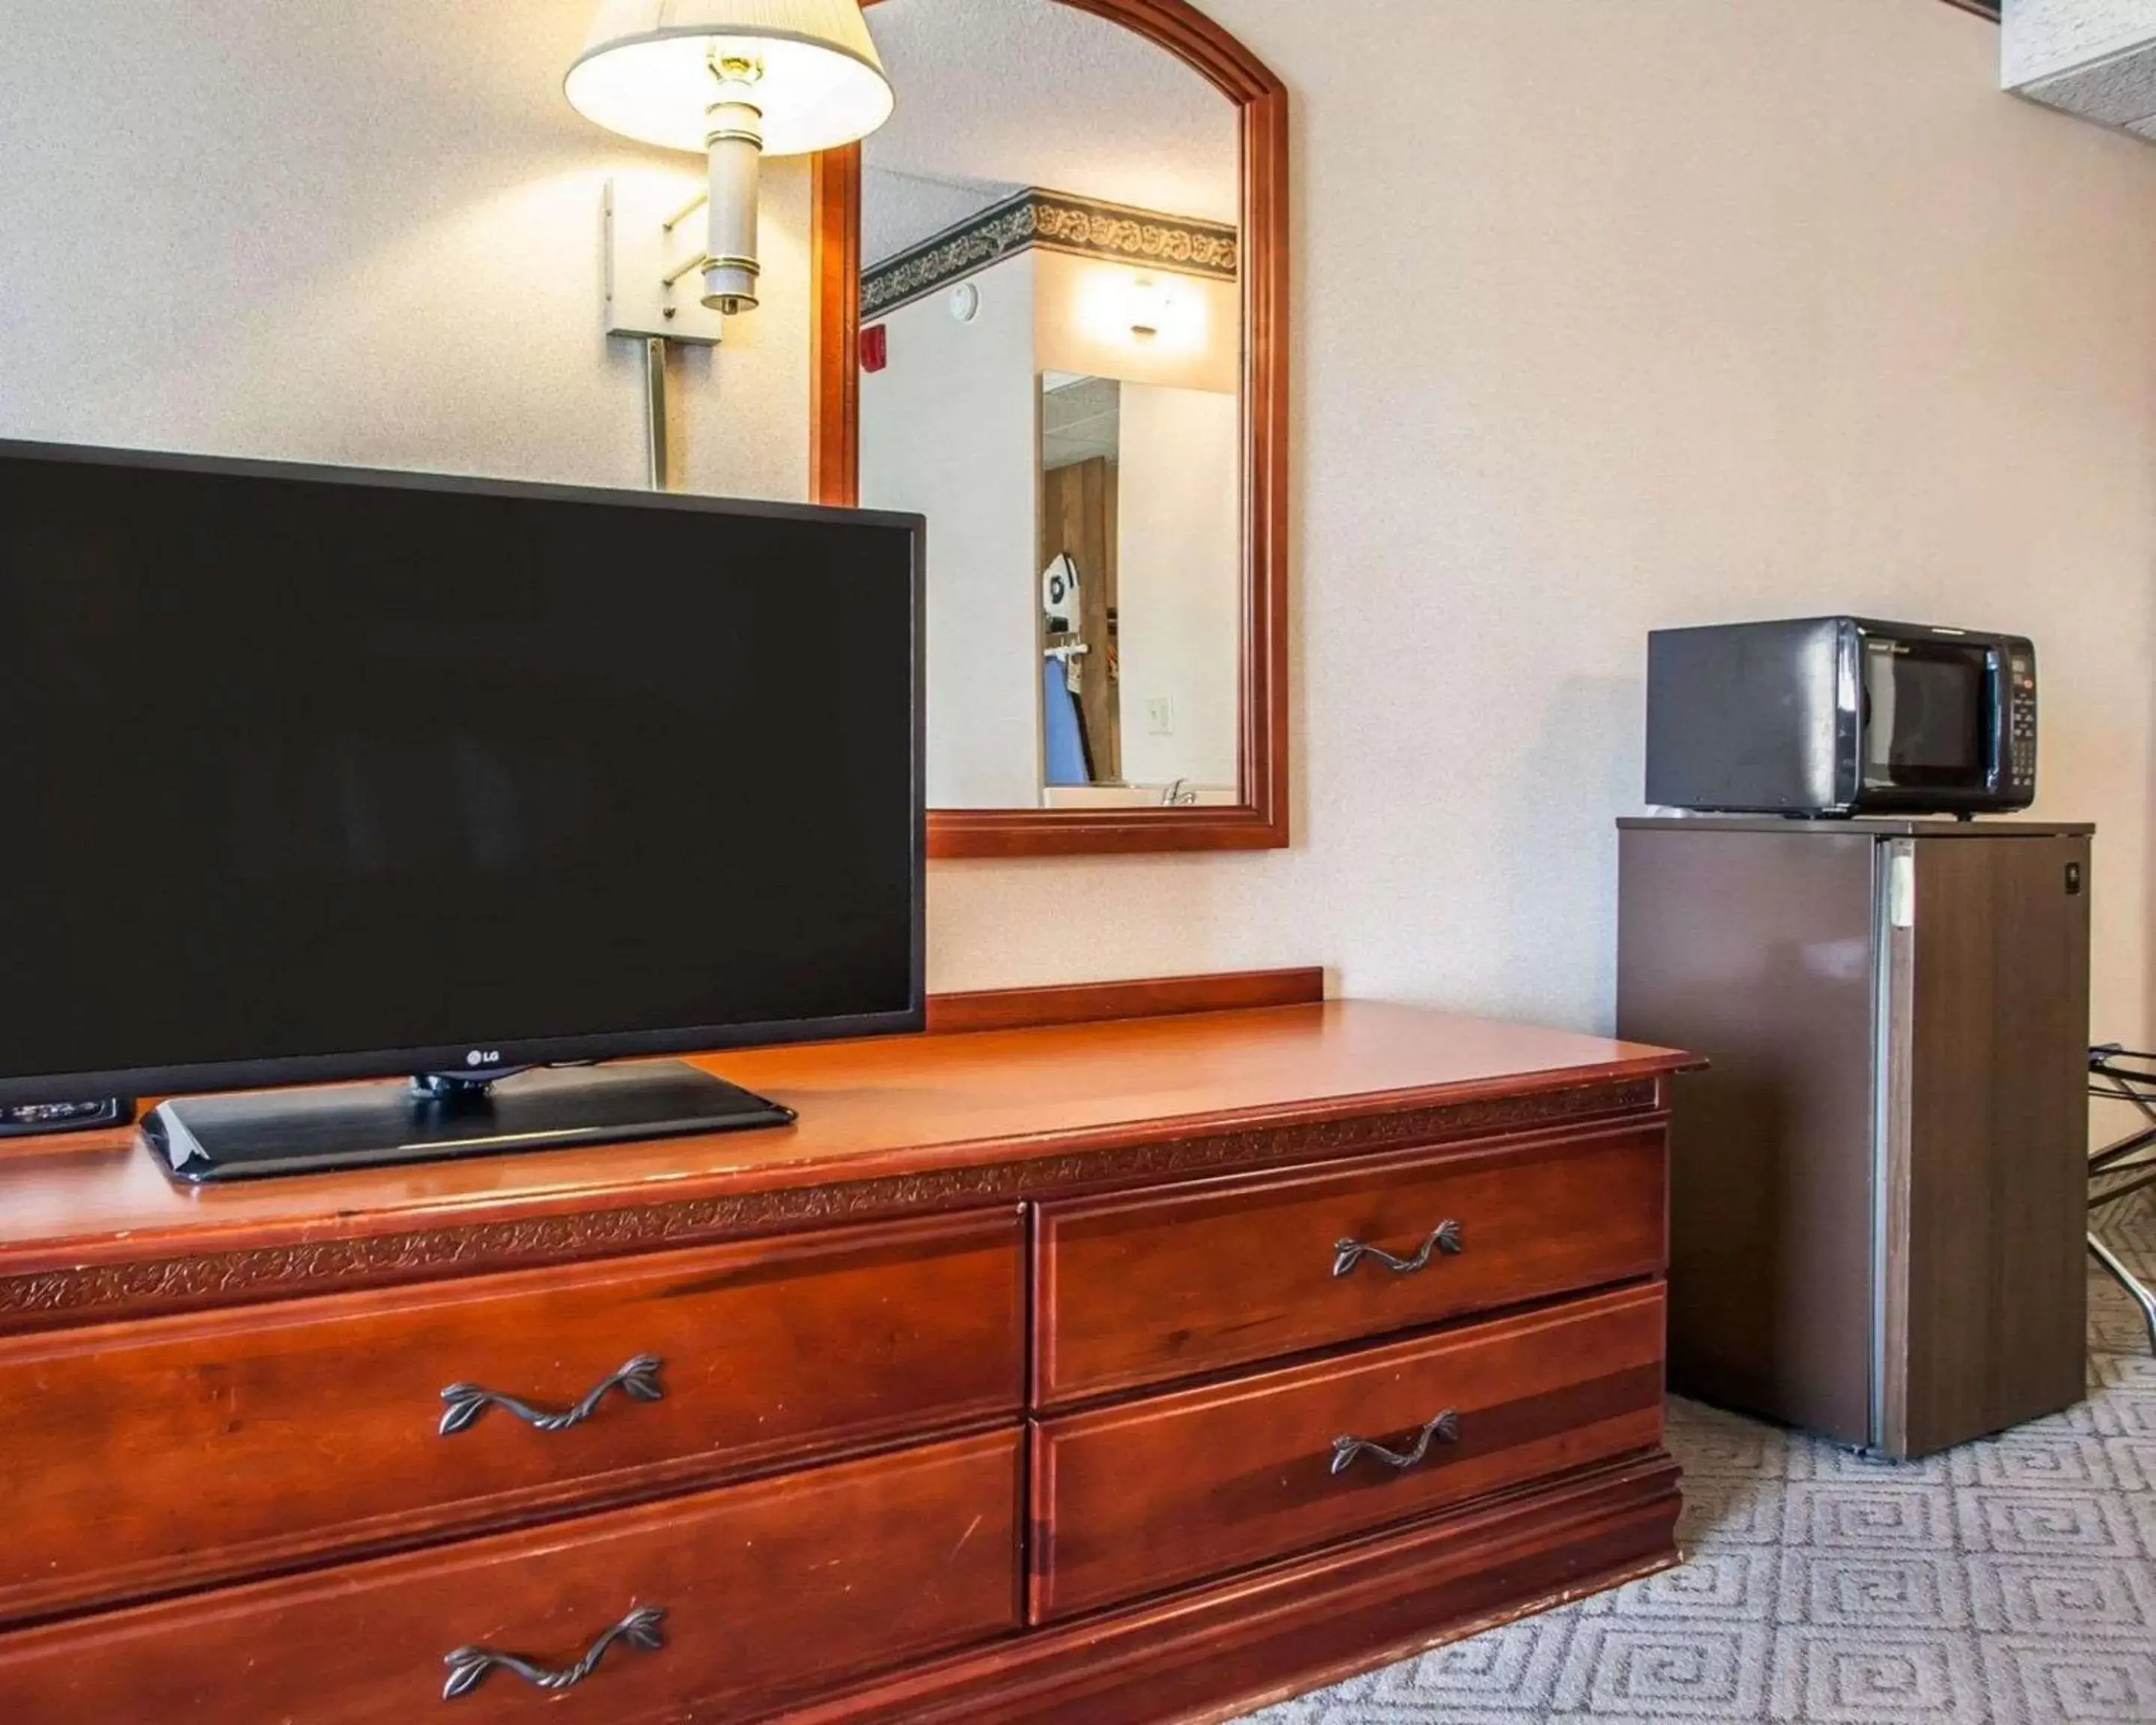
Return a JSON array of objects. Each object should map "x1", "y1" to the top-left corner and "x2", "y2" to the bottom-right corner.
[{"x1": 465, "y1": 1050, "x2": 503, "y2": 1068}]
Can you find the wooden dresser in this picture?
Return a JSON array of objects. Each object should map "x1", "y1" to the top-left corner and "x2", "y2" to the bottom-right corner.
[{"x1": 0, "y1": 983, "x2": 1693, "y2": 1724}]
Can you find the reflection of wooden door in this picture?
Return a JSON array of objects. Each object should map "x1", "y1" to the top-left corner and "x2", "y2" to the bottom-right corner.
[{"x1": 1041, "y1": 457, "x2": 1119, "y2": 782}]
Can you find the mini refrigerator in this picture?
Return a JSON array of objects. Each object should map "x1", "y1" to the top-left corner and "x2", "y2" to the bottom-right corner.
[{"x1": 1617, "y1": 817, "x2": 2092, "y2": 1458}]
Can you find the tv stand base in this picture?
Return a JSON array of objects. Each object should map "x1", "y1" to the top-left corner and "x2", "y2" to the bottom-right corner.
[{"x1": 143, "y1": 1060, "x2": 793, "y2": 1182}]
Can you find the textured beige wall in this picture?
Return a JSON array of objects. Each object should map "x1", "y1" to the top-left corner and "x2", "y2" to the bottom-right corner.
[
  {"x1": 0, "y1": 0, "x2": 808, "y2": 500},
  {"x1": 930, "y1": 0, "x2": 2156, "y2": 1047},
  {"x1": 3, "y1": 1, "x2": 2153, "y2": 1042}
]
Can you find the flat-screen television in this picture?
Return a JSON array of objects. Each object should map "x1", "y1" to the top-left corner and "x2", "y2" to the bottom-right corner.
[{"x1": 0, "y1": 439, "x2": 925, "y2": 1177}]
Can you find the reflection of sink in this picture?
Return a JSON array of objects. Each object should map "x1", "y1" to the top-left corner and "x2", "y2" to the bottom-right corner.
[{"x1": 1041, "y1": 784, "x2": 1238, "y2": 809}]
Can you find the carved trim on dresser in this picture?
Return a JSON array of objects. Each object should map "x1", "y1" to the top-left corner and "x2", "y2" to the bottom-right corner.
[{"x1": 0, "y1": 1078, "x2": 1658, "y2": 1334}]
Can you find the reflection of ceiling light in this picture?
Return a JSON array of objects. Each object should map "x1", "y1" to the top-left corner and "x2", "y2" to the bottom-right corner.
[
  {"x1": 566, "y1": 1, "x2": 894, "y2": 314},
  {"x1": 1128, "y1": 277, "x2": 1169, "y2": 338},
  {"x1": 1074, "y1": 266, "x2": 1208, "y2": 354}
]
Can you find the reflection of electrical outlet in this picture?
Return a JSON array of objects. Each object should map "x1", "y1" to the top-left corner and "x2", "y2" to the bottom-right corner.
[{"x1": 1145, "y1": 696, "x2": 1175, "y2": 736}]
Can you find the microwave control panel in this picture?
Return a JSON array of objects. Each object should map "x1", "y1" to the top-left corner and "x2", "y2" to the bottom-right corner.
[{"x1": 2006, "y1": 650, "x2": 2038, "y2": 794}]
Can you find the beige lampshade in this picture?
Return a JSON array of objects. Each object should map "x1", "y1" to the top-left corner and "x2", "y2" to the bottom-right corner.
[{"x1": 565, "y1": 0, "x2": 893, "y2": 158}]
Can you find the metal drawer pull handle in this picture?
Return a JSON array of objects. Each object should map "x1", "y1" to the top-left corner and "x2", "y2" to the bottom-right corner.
[
  {"x1": 438, "y1": 1354, "x2": 664, "y2": 1437},
  {"x1": 1332, "y1": 1219, "x2": 1463, "y2": 1279},
  {"x1": 1330, "y1": 1409, "x2": 1462, "y2": 1476},
  {"x1": 442, "y1": 1604, "x2": 666, "y2": 1700}
]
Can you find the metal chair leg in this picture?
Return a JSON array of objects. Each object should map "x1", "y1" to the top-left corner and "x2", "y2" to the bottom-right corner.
[{"x1": 2089, "y1": 1232, "x2": 2156, "y2": 1354}]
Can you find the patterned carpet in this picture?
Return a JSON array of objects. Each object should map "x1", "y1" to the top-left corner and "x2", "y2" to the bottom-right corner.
[{"x1": 1239, "y1": 1205, "x2": 2156, "y2": 1725}]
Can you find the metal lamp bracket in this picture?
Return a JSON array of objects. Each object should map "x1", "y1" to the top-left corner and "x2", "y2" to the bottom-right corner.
[{"x1": 603, "y1": 177, "x2": 727, "y2": 347}]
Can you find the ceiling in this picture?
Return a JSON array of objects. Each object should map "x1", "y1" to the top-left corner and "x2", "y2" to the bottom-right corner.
[
  {"x1": 2006, "y1": 0, "x2": 2156, "y2": 144},
  {"x1": 859, "y1": 0, "x2": 1239, "y2": 263},
  {"x1": 862, "y1": 170, "x2": 1021, "y2": 271},
  {"x1": 1042, "y1": 374, "x2": 1121, "y2": 470}
]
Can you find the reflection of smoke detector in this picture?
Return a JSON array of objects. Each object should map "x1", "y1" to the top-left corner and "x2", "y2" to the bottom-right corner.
[{"x1": 949, "y1": 281, "x2": 981, "y2": 323}]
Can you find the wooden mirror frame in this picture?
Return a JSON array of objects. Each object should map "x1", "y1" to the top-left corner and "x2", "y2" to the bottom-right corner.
[{"x1": 810, "y1": 0, "x2": 1289, "y2": 858}]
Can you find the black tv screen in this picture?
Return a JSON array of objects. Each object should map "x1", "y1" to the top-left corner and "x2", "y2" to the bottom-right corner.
[{"x1": 0, "y1": 442, "x2": 925, "y2": 1107}]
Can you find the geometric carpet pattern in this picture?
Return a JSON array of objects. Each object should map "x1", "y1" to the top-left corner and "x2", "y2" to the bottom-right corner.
[{"x1": 1237, "y1": 1202, "x2": 2156, "y2": 1725}]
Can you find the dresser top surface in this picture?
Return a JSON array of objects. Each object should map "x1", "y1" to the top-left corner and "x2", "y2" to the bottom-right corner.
[{"x1": 0, "y1": 1002, "x2": 1688, "y2": 1271}]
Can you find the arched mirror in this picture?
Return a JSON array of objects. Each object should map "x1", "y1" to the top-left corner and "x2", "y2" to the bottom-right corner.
[{"x1": 810, "y1": 0, "x2": 1288, "y2": 857}]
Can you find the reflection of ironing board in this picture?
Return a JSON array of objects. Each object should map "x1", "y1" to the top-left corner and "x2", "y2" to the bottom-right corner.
[
  {"x1": 1042, "y1": 554, "x2": 1095, "y2": 785},
  {"x1": 2089, "y1": 1043, "x2": 2156, "y2": 1352},
  {"x1": 1043, "y1": 656, "x2": 1090, "y2": 786},
  {"x1": 1043, "y1": 553, "x2": 1079, "y2": 636}
]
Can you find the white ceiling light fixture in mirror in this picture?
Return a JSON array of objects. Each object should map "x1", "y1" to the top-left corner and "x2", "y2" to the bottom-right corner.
[{"x1": 567, "y1": 0, "x2": 895, "y2": 312}]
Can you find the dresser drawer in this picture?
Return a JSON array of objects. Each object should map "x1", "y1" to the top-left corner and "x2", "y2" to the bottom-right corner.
[
  {"x1": 1035, "y1": 1123, "x2": 1664, "y2": 1403},
  {"x1": 1030, "y1": 1283, "x2": 1665, "y2": 1622},
  {"x1": 0, "y1": 1210, "x2": 1023, "y2": 1623},
  {"x1": 0, "y1": 1428, "x2": 1020, "y2": 1724}
]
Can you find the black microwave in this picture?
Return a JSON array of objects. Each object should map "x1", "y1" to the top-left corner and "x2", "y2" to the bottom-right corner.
[{"x1": 1645, "y1": 617, "x2": 2036, "y2": 817}]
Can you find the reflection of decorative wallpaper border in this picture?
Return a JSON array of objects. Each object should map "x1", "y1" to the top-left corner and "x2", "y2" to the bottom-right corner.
[{"x1": 862, "y1": 189, "x2": 1240, "y2": 320}]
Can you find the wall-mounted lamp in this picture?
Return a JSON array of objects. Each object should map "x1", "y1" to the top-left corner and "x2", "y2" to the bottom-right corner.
[
  {"x1": 567, "y1": 0, "x2": 893, "y2": 315},
  {"x1": 566, "y1": 1, "x2": 892, "y2": 489}
]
